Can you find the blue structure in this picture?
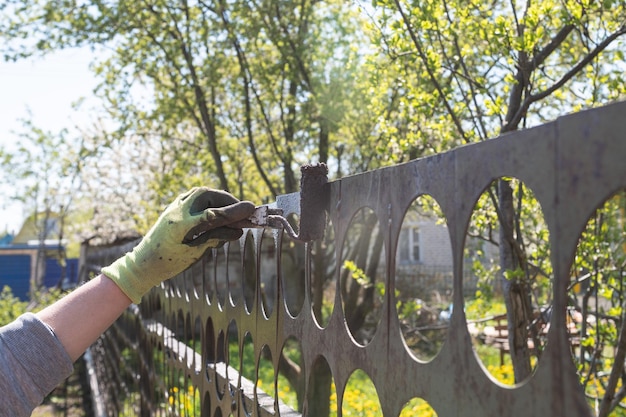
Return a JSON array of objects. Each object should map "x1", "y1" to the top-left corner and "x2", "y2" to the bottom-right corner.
[
  {"x1": 0, "y1": 238, "x2": 79, "y2": 300},
  {"x1": 0, "y1": 254, "x2": 32, "y2": 300},
  {"x1": 43, "y1": 257, "x2": 79, "y2": 289}
]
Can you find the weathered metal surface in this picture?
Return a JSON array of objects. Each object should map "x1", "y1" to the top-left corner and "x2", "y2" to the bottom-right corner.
[{"x1": 81, "y1": 101, "x2": 626, "y2": 416}]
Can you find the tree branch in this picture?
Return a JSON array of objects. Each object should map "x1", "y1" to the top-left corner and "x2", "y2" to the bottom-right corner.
[
  {"x1": 216, "y1": 0, "x2": 279, "y2": 197},
  {"x1": 599, "y1": 307, "x2": 626, "y2": 416},
  {"x1": 507, "y1": 25, "x2": 626, "y2": 130},
  {"x1": 392, "y1": 0, "x2": 469, "y2": 142},
  {"x1": 529, "y1": 24, "x2": 575, "y2": 72}
]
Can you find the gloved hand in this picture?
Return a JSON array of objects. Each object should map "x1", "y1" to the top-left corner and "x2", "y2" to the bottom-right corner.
[{"x1": 102, "y1": 187, "x2": 255, "y2": 303}]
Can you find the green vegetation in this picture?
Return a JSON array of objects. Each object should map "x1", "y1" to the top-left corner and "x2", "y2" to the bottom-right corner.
[
  {"x1": 0, "y1": 286, "x2": 28, "y2": 326},
  {"x1": 0, "y1": 285, "x2": 64, "y2": 327}
]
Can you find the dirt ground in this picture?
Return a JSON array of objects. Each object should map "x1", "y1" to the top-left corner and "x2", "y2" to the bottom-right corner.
[{"x1": 30, "y1": 359, "x2": 92, "y2": 417}]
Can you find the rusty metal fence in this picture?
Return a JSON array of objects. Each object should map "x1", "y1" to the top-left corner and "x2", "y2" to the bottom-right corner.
[{"x1": 80, "y1": 101, "x2": 626, "y2": 416}]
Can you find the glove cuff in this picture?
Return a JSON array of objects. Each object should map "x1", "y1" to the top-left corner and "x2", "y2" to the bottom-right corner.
[{"x1": 102, "y1": 253, "x2": 149, "y2": 304}]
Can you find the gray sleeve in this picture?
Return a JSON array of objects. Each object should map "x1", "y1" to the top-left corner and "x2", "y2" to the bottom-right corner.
[{"x1": 0, "y1": 313, "x2": 74, "y2": 417}]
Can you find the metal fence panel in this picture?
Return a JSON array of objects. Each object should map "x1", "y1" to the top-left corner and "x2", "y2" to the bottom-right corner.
[{"x1": 81, "y1": 101, "x2": 626, "y2": 416}]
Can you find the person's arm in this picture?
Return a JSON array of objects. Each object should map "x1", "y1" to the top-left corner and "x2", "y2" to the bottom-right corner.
[
  {"x1": 36, "y1": 273, "x2": 132, "y2": 361},
  {"x1": 0, "y1": 313, "x2": 73, "y2": 416},
  {"x1": 37, "y1": 188, "x2": 254, "y2": 360},
  {"x1": 0, "y1": 187, "x2": 254, "y2": 416}
]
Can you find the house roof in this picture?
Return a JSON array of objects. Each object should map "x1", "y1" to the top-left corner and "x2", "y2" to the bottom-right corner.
[
  {"x1": 12, "y1": 213, "x2": 61, "y2": 245},
  {"x1": 0, "y1": 234, "x2": 14, "y2": 246}
]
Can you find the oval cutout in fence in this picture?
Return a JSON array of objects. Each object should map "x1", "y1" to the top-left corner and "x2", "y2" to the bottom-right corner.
[
  {"x1": 400, "y1": 397, "x2": 438, "y2": 416},
  {"x1": 260, "y1": 228, "x2": 278, "y2": 318},
  {"x1": 396, "y1": 194, "x2": 451, "y2": 362},
  {"x1": 215, "y1": 246, "x2": 229, "y2": 308},
  {"x1": 202, "y1": 249, "x2": 216, "y2": 306},
  {"x1": 278, "y1": 337, "x2": 302, "y2": 411},
  {"x1": 342, "y1": 369, "x2": 382, "y2": 416},
  {"x1": 306, "y1": 356, "x2": 335, "y2": 416},
  {"x1": 465, "y1": 178, "x2": 551, "y2": 386},
  {"x1": 256, "y1": 345, "x2": 277, "y2": 412},
  {"x1": 340, "y1": 207, "x2": 386, "y2": 346},
  {"x1": 569, "y1": 188, "x2": 626, "y2": 413},
  {"x1": 242, "y1": 232, "x2": 257, "y2": 313},
  {"x1": 281, "y1": 213, "x2": 306, "y2": 318}
]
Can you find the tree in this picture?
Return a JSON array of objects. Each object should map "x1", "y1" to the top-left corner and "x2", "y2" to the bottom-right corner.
[
  {"x1": 72, "y1": 125, "x2": 175, "y2": 240},
  {"x1": 0, "y1": 119, "x2": 85, "y2": 291},
  {"x1": 1, "y1": 0, "x2": 378, "y2": 198}
]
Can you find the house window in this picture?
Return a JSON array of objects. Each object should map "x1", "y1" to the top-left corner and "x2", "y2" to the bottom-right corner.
[
  {"x1": 409, "y1": 227, "x2": 421, "y2": 263},
  {"x1": 398, "y1": 226, "x2": 422, "y2": 264}
]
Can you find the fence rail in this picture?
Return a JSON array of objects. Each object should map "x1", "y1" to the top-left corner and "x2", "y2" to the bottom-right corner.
[{"x1": 80, "y1": 101, "x2": 626, "y2": 416}]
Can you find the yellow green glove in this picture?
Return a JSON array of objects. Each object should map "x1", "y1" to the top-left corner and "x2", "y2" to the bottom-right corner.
[{"x1": 102, "y1": 187, "x2": 255, "y2": 303}]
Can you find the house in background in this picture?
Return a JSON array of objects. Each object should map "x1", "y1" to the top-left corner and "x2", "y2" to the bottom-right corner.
[
  {"x1": 395, "y1": 209, "x2": 499, "y2": 300},
  {"x1": 0, "y1": 213, "x2": 78, "y2": 300}
]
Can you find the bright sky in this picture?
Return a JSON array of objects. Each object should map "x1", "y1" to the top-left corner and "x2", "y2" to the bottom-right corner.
[{"x1": 0, "y1": 48, "x2": 99, "y2": 233}]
